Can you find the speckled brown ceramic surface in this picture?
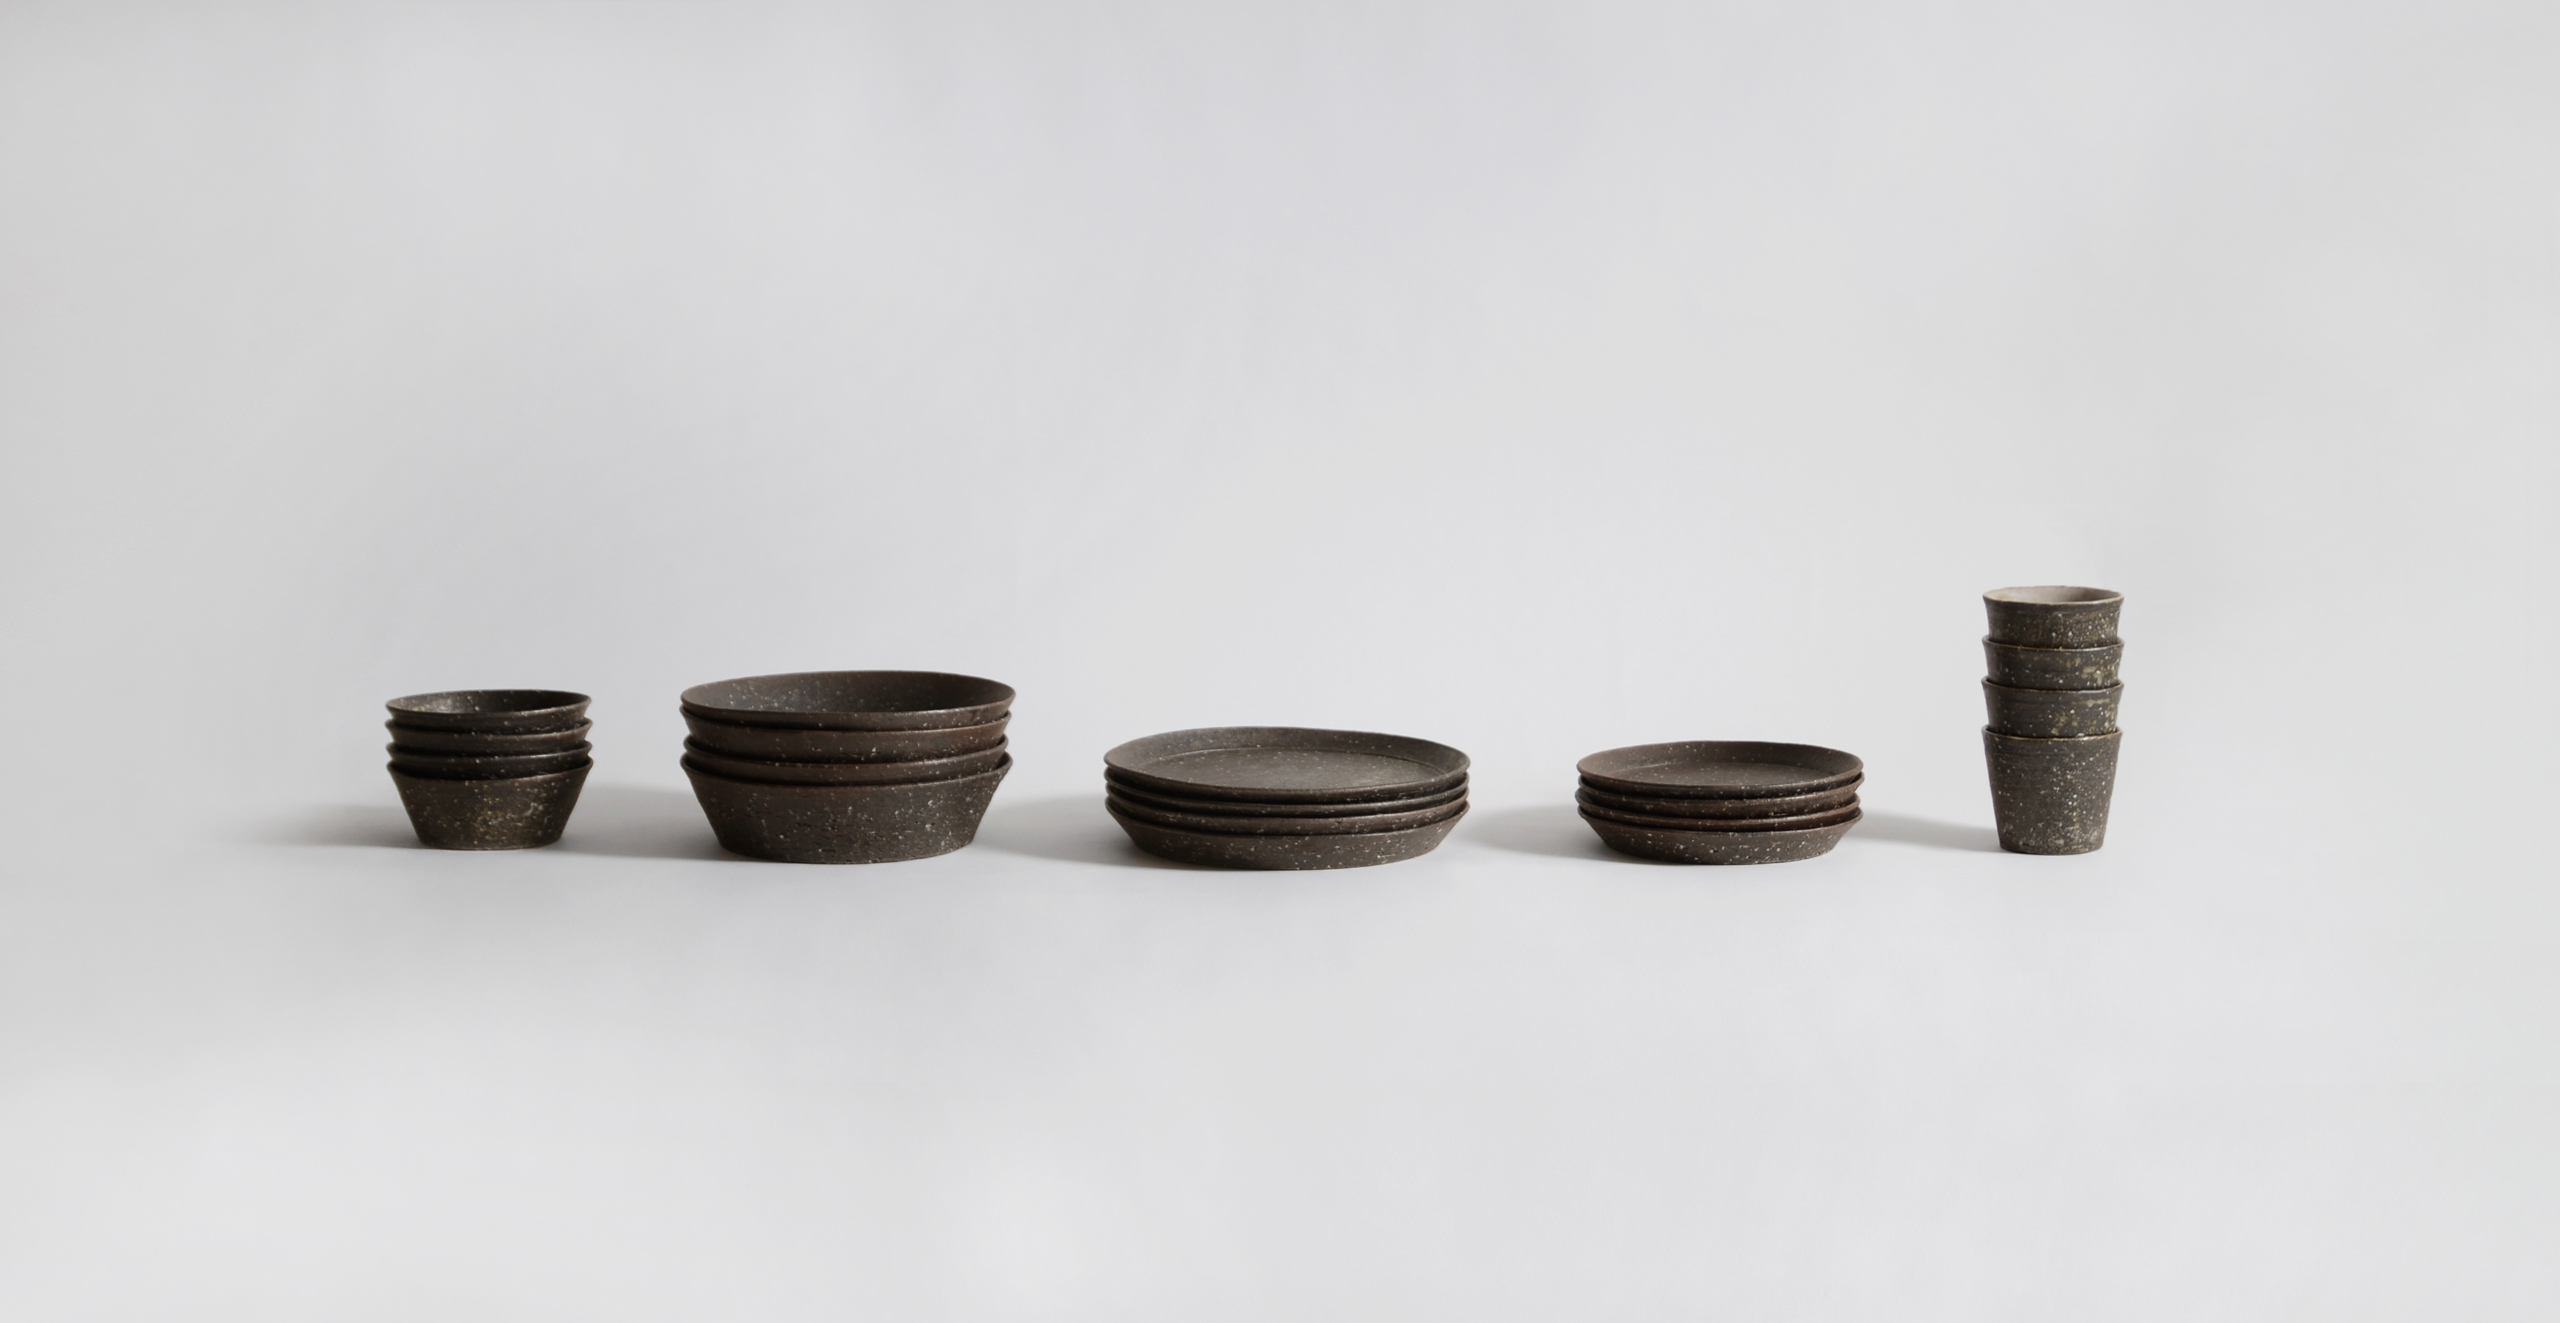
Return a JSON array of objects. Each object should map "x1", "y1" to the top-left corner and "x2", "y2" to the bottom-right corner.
[
  {"x1": 388, "y1": 763, "x2": 590, "y2": 849},
  {"x1": 1573, "y1": 776, "x2": 1863, "y2": 819},
  {"x1": 1107, "y1": 802, "x2": 1466, "y2": 869},
  {"x1": 1982, "y1": 639, "x2": 2123, "y2": 691},
  {"x1": 682, "y1": 738, "x2": 1009, "y2": 786},
  {"x1": 1104, "y1": 775, "x2": 1468, "y2": 819},
  {"x1": 1106, "y1": 791, "x2": 1468, "y2": 837},
  {"x1": 1982, "y1": 728, "x2": 2119, "y2": 855},
  {"x1": 1984, "y1": 585, "x2": 2123, "y2": 649},
  {"x1": 1982, "y1": 680, "x2": 2122, "y2": 739},
  {"x1": 683, "y1": 756, "x2": 1009, "y2": 863},
  {"x1": 1579, "y1": 808, "x2": 1860, "y2": 865},
  {"x1": 386, "y1": 719, "x2": 593, "y2": 756},
  {"x1": 681, "y1": 671, "x2": 1014, "y2": 732},
  {"x1": 387, "y1": 743, "x2": 593, "y2": 780},
  {"x1": 1104, "y1": 728, "x2": 1469, "y2": 804},
  {"x1": 1575, "y1": 793, "x2": 1859, "y2": 834},
  {"x1": 681, "y1": 711, "x2": 1009, "y2": 763},
  {"x1": 1576, "y1": 742, "x2": 1862, "y2": 798},
  {"x1": 386, "y1": 690, "x2": 590, "y2": 734}
]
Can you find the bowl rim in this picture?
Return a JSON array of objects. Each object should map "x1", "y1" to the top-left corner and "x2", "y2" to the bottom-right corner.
[{"x1": 679, "y1": 671, "x2": 1015, "y2": 730}]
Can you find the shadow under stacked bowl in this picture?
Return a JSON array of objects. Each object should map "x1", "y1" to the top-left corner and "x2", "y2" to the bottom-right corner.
[
  {"x1": 1980, "y1": 585, "x2": 2124, "y2": 854},
  {"x1": 680, "y1": 670, "x2": 1013, "y2": 863},
  {"x1": 385, "y1": 690, "x2": 593, "y2": 849},
  {"x1": 1103, "y1": 727, "x2": 1469, "y2": 869},
  {"x1": 1575, "y1": 741, "x2": 1863, "y2": 864}
]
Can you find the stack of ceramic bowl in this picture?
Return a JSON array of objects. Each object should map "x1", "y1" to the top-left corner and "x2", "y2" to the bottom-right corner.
[
  {"x1": 1104, "y1": 727, "x2": 1469, "y2": 869},
  {"x1": 384, "y1": 690, "x2": 593, "y2": 849},
  {"x1": 1981, "y1": 585, "x2": 2124, "y2": 854},
  {"x1": 1576, "y1": 741, "x2": 1863, "y2": 864},
  {"x1": 680, "y1": 670, "x2": 1014, "y2": 864}
]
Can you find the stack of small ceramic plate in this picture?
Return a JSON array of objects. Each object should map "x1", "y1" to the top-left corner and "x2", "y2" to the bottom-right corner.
[
  {"x1": 1104, "y1": 727, "x2": 1470, "y2": 869},
  {"x1": 384, "y1": 690, "x2": 593, "y2": 850},
  {"x1": 1575, "y1": 741, "x2": 1863, "y2": 864},
  {"x1": 680, "y1": 671, "x2": 1013, "y2": 864}
]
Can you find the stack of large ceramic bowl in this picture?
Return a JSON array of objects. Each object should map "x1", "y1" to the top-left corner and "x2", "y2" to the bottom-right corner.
[
  {"x1": 384, "y1": 690, "x2": 593, "y2": 849},
  {"x1": 680, "y1": 671, "x2": 1013, "y2": 864},
  {"x1": 1981, "y1": 585, "x2": 2124, "y2": 854},
  {"x1": 1576, "y1": 741, "x2": 1863, "y2": 864},
  {"x1": 1104, "y1": 727, "x2": 1470, "y2": 869}
]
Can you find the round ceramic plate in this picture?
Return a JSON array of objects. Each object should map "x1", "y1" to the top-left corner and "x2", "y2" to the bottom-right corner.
[
  {"x1": 1579, "y1": 807, "x2": 1860, "y2": 865},
  {"x1": 680, "y1": 671, "x2": 1015, "y2": 731},
  {"x1": 683, "y1": 738, "x2": 1009, "y2": 786},
  {"x1": 387, "y1": 719, "x2": 594, "y2": 755},
  {"x1": 1575, "y1": 741, "x2": 1862, "y2": 798},
  {"x1": 1107, "y1": 802, "x2": 1466, "y2": 869},
  {"x1": 1576, "y1": 794, "x2": 1859, "y2": 833},
  {"x1": 1574, "y1": 775, "x2": 1862, "y2": 820},
  {"x1": 683, "y1": 711, "x2": 1009, "y2": 763},
  {"x1": 1104, "y1": 727, "x2": 1469, "y2": 804},
  {"x1": 1105, "y1": 774, "x2": 1468, "y2": 819},
  {"x1": 1106, "y1": 790, "x2": 1467, "y2": 837}
]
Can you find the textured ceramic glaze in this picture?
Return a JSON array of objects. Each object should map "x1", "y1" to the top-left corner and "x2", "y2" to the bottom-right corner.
[
  {"x1": 1981, "y1": 680, "x2": 2122, "y2": 739},
  {"x1": 1107, "y1": 802, "x2": 1466, "y2": 869},
  {"x1": 1576, "y1": 742, "x2": 1862, "y2": 798},
  {"x1": 683, "y1": 756, "x2": 1009, "y2": 863},
  {"x1": 387, "y1": 744, "x2": 593, "y2": 780},
  {"x1": 1106, "y1": 791, "x2": 1468, "y2": 837},
  {"x1": 1983, "y1": 585, "x2": 2124, "y2": 649},
  {"x1": 681, "y1": 739, "x2": 1009, "y2": 786},
  {"x1": 680, "y1": 671, "x2": 1014, "y2": 731},
  {"x1": 1981, "y1": 638, "x2": 2124, "y2": 691},
  {"x1": 385, "y1": 690, "x2": 590, "y2": 735},
  {"x1": 388, "y1": 764, "x2": 590, "y2": 849},
  {"x1": 1579, "y1": 808, "x2": 1860, "y2": 865},
  {"x1": 681, "y1": 711, "x2": 1009, "y2": 763},
  {"x1": 386, "y1": 719, "x2": 593, "y2": 756},
  {"x1": 1105, "y1": 728, "x2": 1469, "y2": 804},
  {"x1": 1573, "y1": 776, "x2": 1862, "y2": 819},
  {"x1": 1574, "y1": 793, "x2": 1859, "y2": 834},
  {"x1": 1103, "y1": 775, "x2": 1467, "y2": 819},
  {"x1": 1982, "y1": 728, "x2": 2119, "y2": 854}
]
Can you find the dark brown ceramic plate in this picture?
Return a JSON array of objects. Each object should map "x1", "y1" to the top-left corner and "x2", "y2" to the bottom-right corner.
[
  {"x1": 1575, "y1": 793, "x2": 1858, "y2": 833},
  {"x1": 680, "y1": 671, "x2": 1014, "y2": 731},
  {"x1": 682, "y1": 755, "x2": 1010, "y2": 864},
  {"x1": 388, "y1": 763, "x2": 589, "y2": 849},
  {"x1": 1106, "y1": 790, "x2": 1467, "y2": 837},
  {"x1": 387, "y1": 719, "x2": 594, "y2": 755},
  {"x1": 386, "y1": 690, "x2": 590, "y2": 735},
  {"x1": 1574, "y1": 776, "x2": 1862, "y2": 820},
  {"x1": 1105, "y1": 774, "x2": 1467, "y2": 819},
  {"x1": 1576, "y1": 742, "x2": 1862, "y2": 798},
  {"x1": 386, "y1": 744, "x2": 593, "y2": 780},
  {"x1": 682, "y1": 711, "x2": 1009, "y2": 763},
  {"x1": 682, "y1": 738, "x2": 1008, "y2": 786},
  {"x1": 1104, "y1": 727, "x2": 1469, "y2": 804},
  {"x1": 1984, "y1": 585, "x2": 2123, "y2": 649},
  {"x1": 1579, "y1": 807, "x2": 1860, "y2": 865},
  {"x1": 1107, "y1": 801, "x2": 1466, "y2": 869}
]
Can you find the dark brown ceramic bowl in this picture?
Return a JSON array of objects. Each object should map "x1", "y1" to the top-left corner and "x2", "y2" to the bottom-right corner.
[
  {"x1": 1576, "y1": 741, "x2": 1862, "y2": 798},
  {"x1": 1104, "y1": 774, "x2": 1467, "y2": 819},
  {"x1": 681, "y1": 738, "x2": 1009, "y2": 786},
  {"x1": 1982, "y1": 728, "x2": 2119, "y2": 855},
  {"x1": 680, "y1": 711, "x2": 1009, "y2": 763},
  {"x1": 386, "y1": 719, "x2": 593, "y2": 756},
  {"x1": 1575, "y1": 793, "x2": 1858, "y2": 834},
  {"x1": 680, "y1": 671, "x2": 1014, "y2": 732},
  {"x1": 1104, "y1": 727, "x2": 1470, "y2": 804},
  {"x1": 1573, "y1": 776, "x2": 1862, "y2": 820},
  {"x1": 386, "y1": 690, "x2": 590, "y2": 735},
  {"x1": 1983, "y1": 639, "x2": 2123, "y2": 691},
  {"x1": 1107, "y1": 801, "x2": 1466, "y2": 870},
  {"x1": 1984, "y1": 585, "x2": 2123, "y2": 649},
  {"x1": 1580, "y1": 807, "x2": 1860, "y2": 865},
  {"x1": 682, "y1": 756, "x2": 1010, "y2": 864},
  {"x1": 1982, "y1": 680, "x2": 2122, "y2": 739},
  {"x1": 386, "y1": 744, "x2": 593, "y2": 780},
  {"x1": 1106, "y1": 790, "x2": 1468, "y2": 837},
  {"x1": 388, "y1": 763, "x2": 589, "y2": 849}
]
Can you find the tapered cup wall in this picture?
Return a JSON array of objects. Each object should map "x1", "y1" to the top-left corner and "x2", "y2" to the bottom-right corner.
[
  {"x1": 1982, "y1": 728, "x2": 2120, "y2": 855},
  {"x1": 1982, "y1": 638, "x2": 2124, "y2": 691},
  {"x1": 1983, "y1": 586, "x2": 2122, "y2": 649},
  {"x1": 1981, "y1": 681, "x2": 2121, "y2": 738}
]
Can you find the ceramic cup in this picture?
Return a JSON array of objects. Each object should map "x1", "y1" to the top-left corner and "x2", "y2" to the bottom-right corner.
[
  {"x1": 1981, "y1": 680, "x2": 2121, "y2": 739},
  {"x1": 1981, "y1": 727, "x2": 2120, "y2": 855},
  {"x1": 1983, "y1": 585, "x2": 2123, "y2": 649},
  {"x1": 1983, "y1": 638, "x2": 2123, "y2": 691}
]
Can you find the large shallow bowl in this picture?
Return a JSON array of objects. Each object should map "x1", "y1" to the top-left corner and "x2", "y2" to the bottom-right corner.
[
  {"x1": 1580, "y1": 807, "x2": 1860, "y2": 865},
  {"x1": 1984, "y1": 585, "x2": 2123, "y2": 649},
  {"x1": 1982, "y1": 680, "x2": 2122, "y2": 739},
  {"x1": 1106, "y1": 790, "x2": 1467, "y2": 837},
  {"x1": 1105, "y1": 775, "x2": 1468, "y2": 819},
  {"x1": 387, "y1": 719, "x2": 593, "y2": 756},
  {"x1": 1575, "y1": 794, "x2": 1859, "y2": 834},
  {"x1": 681, "y1": 711, "x2": 1009, "y2": 763},
  {"x1": 1573, "y1": 776, "x2": 1862, "y2": 820},
  {"x1": 388, "y1": 764, "x2": 589, "y2": 850},
  {"x1": 680, "y1": 671, "x2": 1014, "y2": 731},
  {"x1": 387, "y1": 744, "x2": 593, "y2": 780},
  {"x1": 385, "y1": 690, "x2": 590, "y2": 735},
  {"x1": 1576, "y1": 741, "x2": 1862, "y2": 799},
  {"x1": 1107, "y1": 802, "x2": 1466, "y2": 870},
  {"x1": 682, "y1": 756, "x2": 1009, "y2": 864},
  {"x1": 1982, "y1": 639, "x2": 2123, "y2": 691},
  {"x1": 1104, "y1": 727, "x2": 1469, "y2": 804},
  {"x1": 682, "y1": 739, "x2": 1009, "y2": 786}
]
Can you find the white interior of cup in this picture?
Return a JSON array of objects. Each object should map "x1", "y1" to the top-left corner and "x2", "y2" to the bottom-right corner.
[{"x1": 1986, "y1": 585, "x2": 2120, "y2": 605}]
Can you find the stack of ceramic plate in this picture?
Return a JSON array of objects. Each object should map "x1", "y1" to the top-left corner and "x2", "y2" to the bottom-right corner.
[
  {"x1": 1104, "y1": 727, "x2": 1470, "y2": 869},
  {"x1": 384, "y1": 689, "x2": 593, "y2": 850},
  {"x1": 1575, "y1": 740, "x2": 1863, "y2": 864},
  {"x1": 680, "y1": 671, "x2": 1013, "y2": 864}
]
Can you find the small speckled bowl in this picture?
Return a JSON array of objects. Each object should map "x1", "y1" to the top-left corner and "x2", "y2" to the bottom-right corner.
[
  {"x1": 681, "y1": 711, "x2": 1009, "y2": 763},
  {"x1": 681, "y1": 739, "x2": 1009, "y2": 786},
  {"x1": 1982, "y1": 680, "x2": 2121, "y2": 738},
  {"x1": 387, "y1": 744, "x2": 593, "y2": 780},
  {"x1": 1106, "y1": 802, "x2": 1466, "y2": 869},
  {"x1": 1579, "y1": 808, "x2": 1860, "y2": 865},
  {"x1": 386, "y1": 719, "x2": 593, "y2": 756},
  {"x1": 680, "y1": 671, "x2": 1013, "y2": 732},
  {"x1": 1106, "y1": 790, "x2": 1468, "y2": 837},
  {"x1": 1982, "y1": 638, "x2": 2123, "y2": 691},
  {"x1": 1982, "y1": 727, "x2": 2119, "y2": 855},
  {"x1": 1573, "y1": 776, "x2": 1862, "y2": 820},
  {"x1": 386, "y1": 690, "x2": 590, "y2": 735},
  {"x1": 388, "y1": 764, "x2": 590, "y2": 849},
  {"x1": 682, "y1": 755, "x2": 1010, "y2": 863},
  {"x1": 1575, "y1": 794, "x2": 1858, "y2": 834},
  {"x1": 1983, "y1": 585, "x2": 2123, "y2": 648}
]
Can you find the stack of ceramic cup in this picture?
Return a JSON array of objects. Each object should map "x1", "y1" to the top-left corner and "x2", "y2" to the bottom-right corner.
[
  {"x1": 1575, "y1": 741, "x2": 1864, "y2": 864},
  {"x1": 1980, "y1": 586, "x2": 2124, "y2": 854},
  {"x1": 385, "y1": 690, "x2": 593, "y2": 849},
  {"x1": 1103, "y1": 727, "x2": 1470, "y2": 869},
  {"x1": 680, "y1": 670, "x2": 1014, "y2": 864}
]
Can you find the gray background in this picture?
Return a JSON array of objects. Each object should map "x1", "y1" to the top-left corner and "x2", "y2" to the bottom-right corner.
[{"x1": 2, "y1": 2, "x2": 2553, "y2": 1317}]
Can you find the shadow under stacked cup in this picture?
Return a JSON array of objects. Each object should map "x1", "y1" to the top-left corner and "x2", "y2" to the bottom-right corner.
[
  {"x1": 1980, "y1": 586, "x2": 2125, "y2": 854},
  {"x1": 679, "y1": 671, "x2": 1013, "y2": 863},
  {"x1": 385, "y1": 690, "x2": 593, "y2": 849}
]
